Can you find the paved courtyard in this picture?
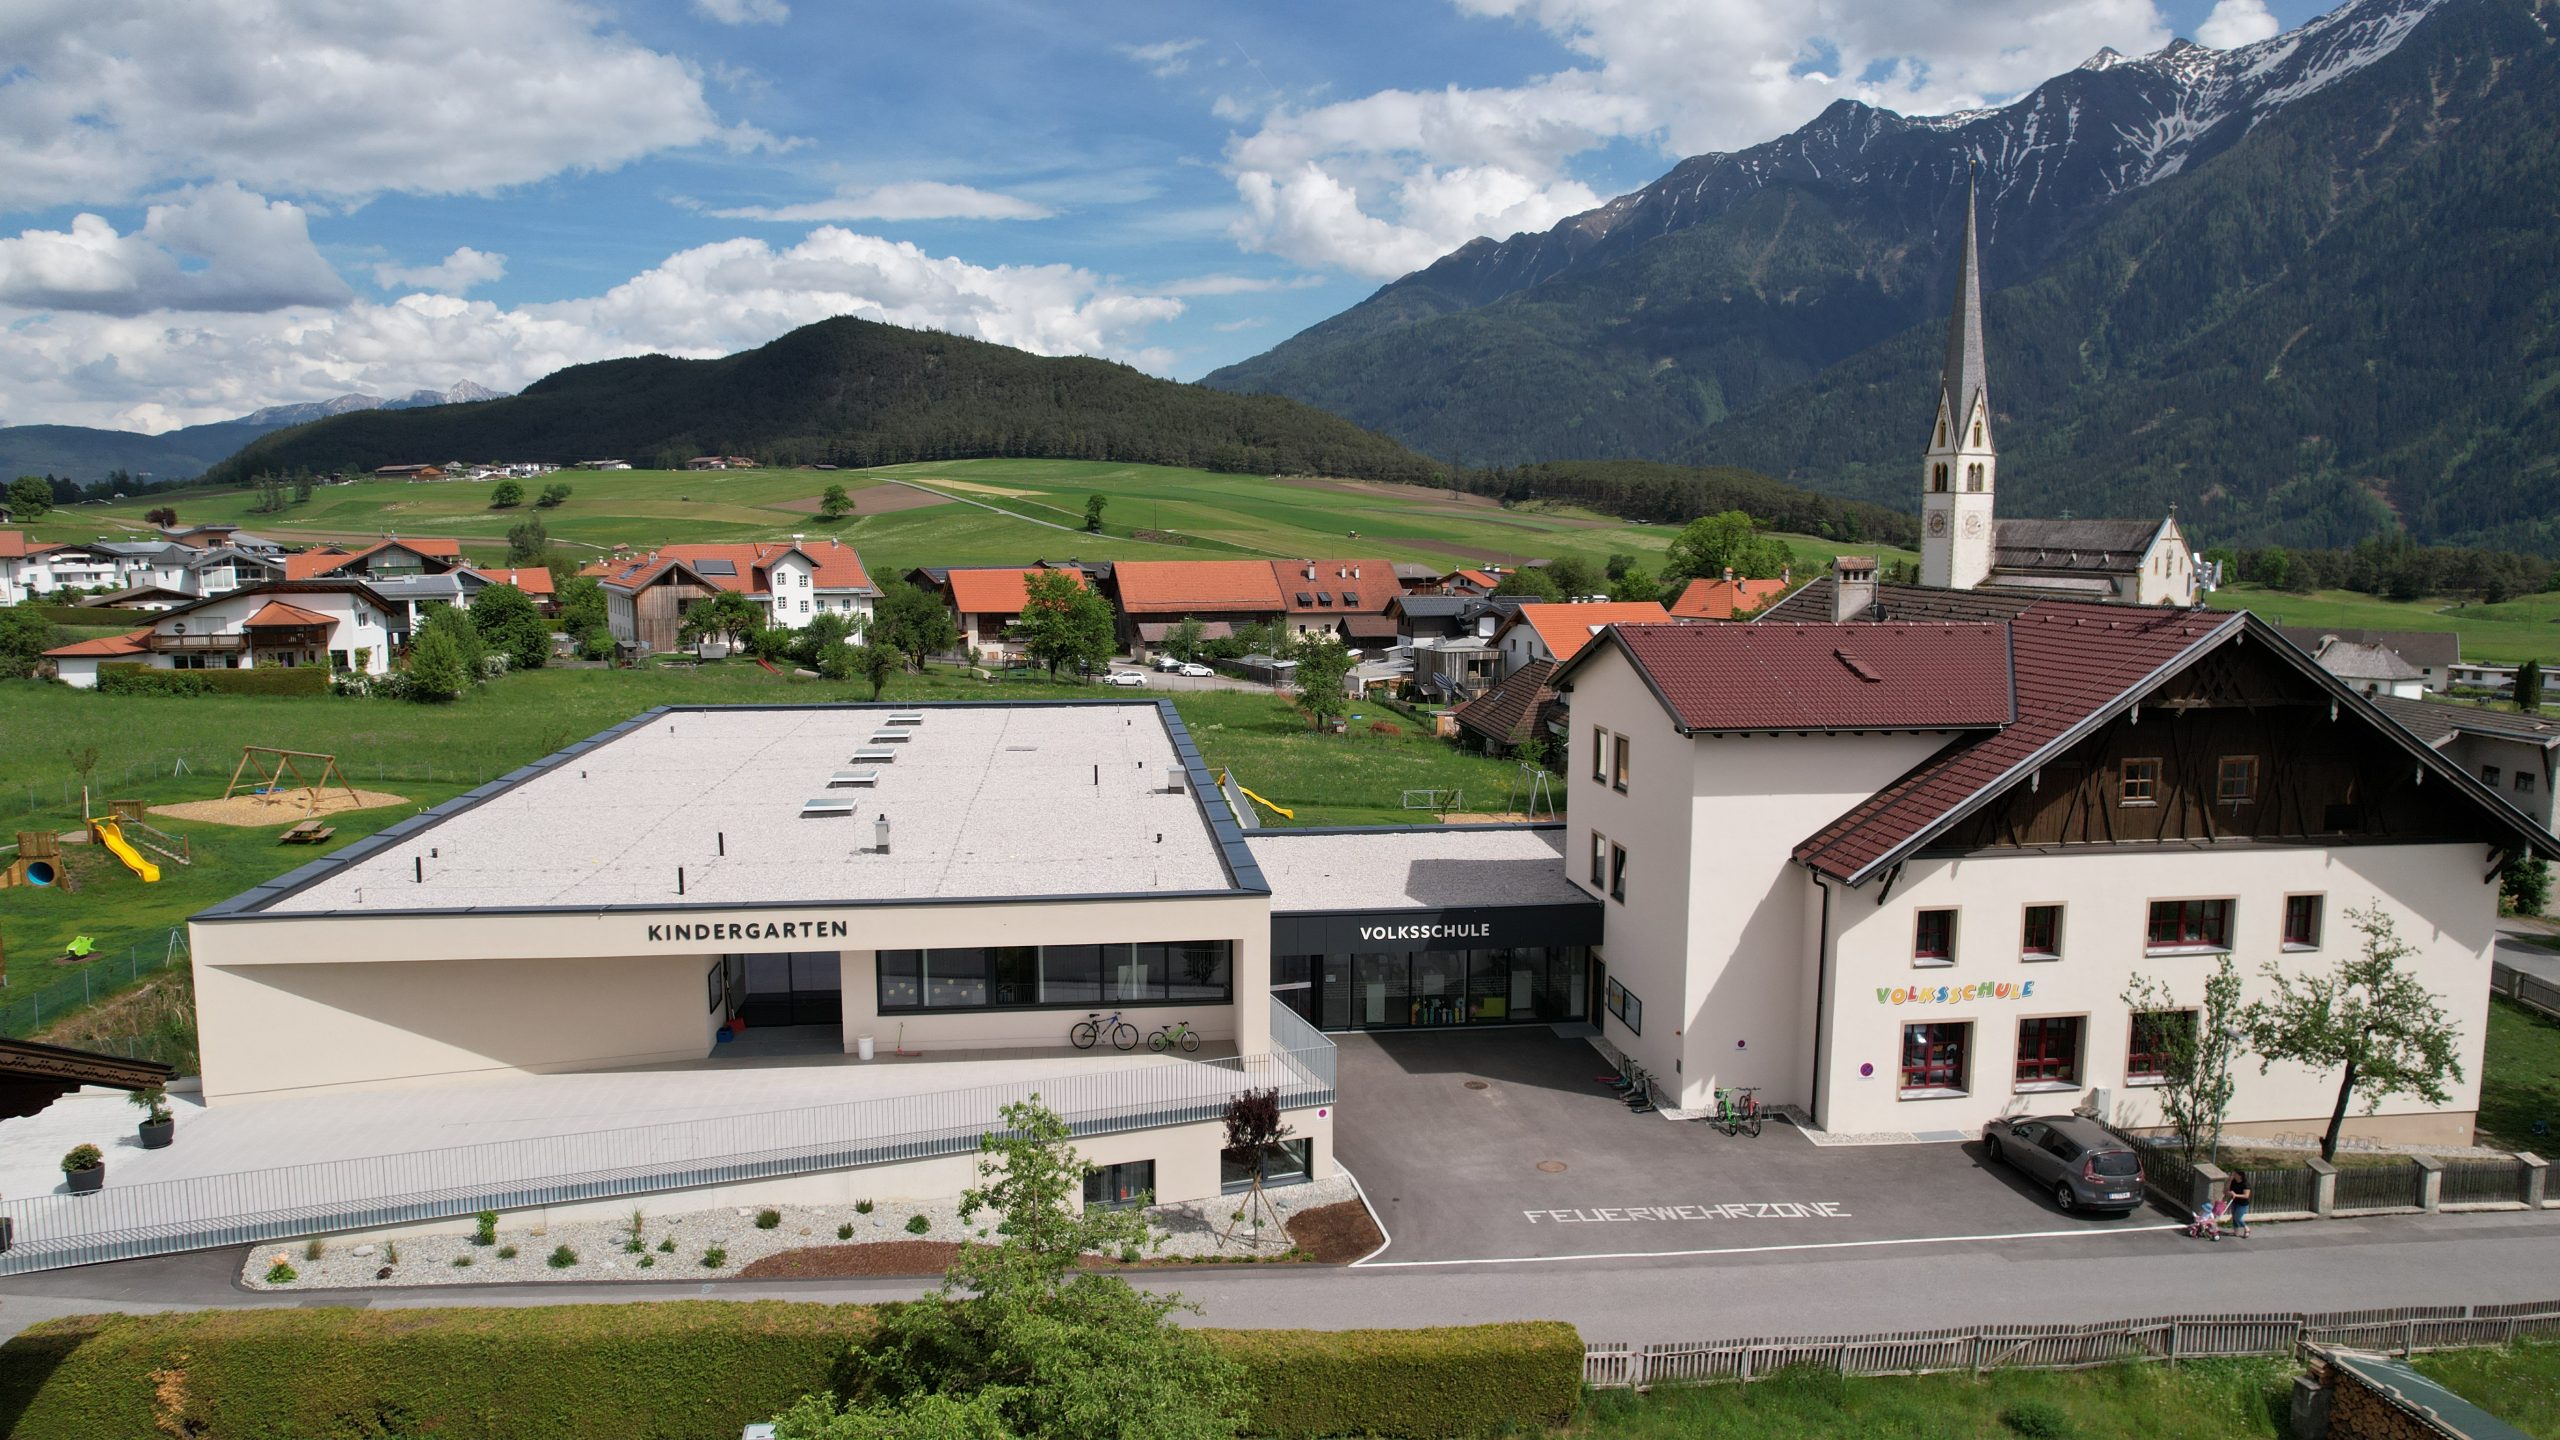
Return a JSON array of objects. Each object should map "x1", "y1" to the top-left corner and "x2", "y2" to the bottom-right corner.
[{"x1": 1333, "y1": 1028, "x2": 2174, "y2": 1267}]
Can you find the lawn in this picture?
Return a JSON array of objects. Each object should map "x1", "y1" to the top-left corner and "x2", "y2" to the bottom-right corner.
[
  {"x1": 2413, "y1": 1340, "x2": 2560, "y2": 1437},
  {"x1": 0, "y1": 660, "x2": 1527, "y2": 1044},
  {"x1": 2478, "y1": 995, "x2": 2560, "y2": 1152},
  {"x1": 1564, "y1": 1359, "x2": 2298, "y2": 1438},
  {"x1": 42, "y1": 458, "x2": 1914, "y2": 580},
  {"x1": 2207, "y1": 584, "x2": 2560, "y2": 666}
]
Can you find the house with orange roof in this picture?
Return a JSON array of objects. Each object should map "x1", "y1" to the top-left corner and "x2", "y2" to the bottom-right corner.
[
  {"x1": 597, "y1": 537, "x2": 875, "y2": 652},
  {"x1": 282, "y1": 537, "x2": 464, "y2": 583},
  {"x1": 43, "y1": 580, "x2": 396, "y2": 688},
  {"x1": 1441, "y1": 567, "x2": 1503, "y2": 596},
  {"x1": 1493, "y1": 601, "x2": 1676, "y2": 675},
  {"x1": 1668, "y1": 570, "x2": 1791, "y2": 621},
  {"x1": 1270, "y1": 558, "x2": 1399, "y2": 648},
  {"x1": 1108, "y1": 560, "x2": 1288, "y2": 659},
  {"x1": 909, "y1": 564, "x2": 1092, "y2": 658}
]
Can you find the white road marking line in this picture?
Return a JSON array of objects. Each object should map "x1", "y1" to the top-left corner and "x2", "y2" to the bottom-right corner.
[
  {"x1": 1350, "y1": 1222, "x2": 2185, "y2": 1269},
  {"x1": 1337, "y1": 1163, "x2": 1395, "y2": 1266}
]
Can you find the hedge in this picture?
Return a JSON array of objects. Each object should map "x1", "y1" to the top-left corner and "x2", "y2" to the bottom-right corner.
[
  {"x1": 0, "y1": 1303, "x2": 1583, "y2": 1440},
  {"x1": 96, "y1": 661, "x2": 332, "y2": 696},
  {"x1": 20, "y1": 602, "x2": 137, "y2": 628}
]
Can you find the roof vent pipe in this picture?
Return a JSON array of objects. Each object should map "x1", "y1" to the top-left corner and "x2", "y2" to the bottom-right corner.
[{"x1": 874, "y1": 813, "x2": 892, "y2": 853}]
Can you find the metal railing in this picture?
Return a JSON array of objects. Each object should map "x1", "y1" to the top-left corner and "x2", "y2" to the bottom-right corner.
[
  {"x1": 0, "y1": 1024, "x2": 1336, "y2": 1275},
  {"x1": 1585, "y1": 1301, "x2": 2560, "y2": 1390},
  {"x1": 2493, "y1": 961, "x2": 2560, "y2": 1022}
]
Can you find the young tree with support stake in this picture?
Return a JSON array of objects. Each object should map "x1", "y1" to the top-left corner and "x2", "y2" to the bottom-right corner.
[
  {"x1": 1010, "y1": 569, "x2": 1114, "y2": 680},
  {"x1": 2244, "y1": 905, "x2": 2462, "y2": 1163},
  {"x1": 2121, "y1": 954, "x2": 2244, "y2": 1160},
  {"x1": 1218, "y1": 1087, "x2": 1295, "y2": 1248}
]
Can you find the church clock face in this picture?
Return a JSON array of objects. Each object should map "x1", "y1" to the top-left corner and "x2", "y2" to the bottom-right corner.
[
  {"x1": 1926, "y1": 512, "x2": 1948, "y2": 537},
  {"x1": 1962, "y1": 512, "x2": 1984, "y2": 537}
]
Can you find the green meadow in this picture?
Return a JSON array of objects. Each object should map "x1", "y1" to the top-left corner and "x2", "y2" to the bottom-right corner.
[{"x1": 2206, "y1": 584, "x2": 2560, "y2": 665}]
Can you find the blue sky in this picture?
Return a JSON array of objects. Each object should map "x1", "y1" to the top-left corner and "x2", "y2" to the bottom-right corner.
[{"x1": 0, "y1": 0, "x2": 2335, "y2": 430}]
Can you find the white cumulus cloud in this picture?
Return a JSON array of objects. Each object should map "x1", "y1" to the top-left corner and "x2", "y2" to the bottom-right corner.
[
  {"x1": 0, "y1": 183, "x2": 351, "y2": 315},
  {"x1": 2196, "y1": 0, "x2": 2281, "y2": 48},
  {"x1": 0, "y1": 0, "x2": 777, "y2": 208},
  {"x1": 1224, "y1": 0, "x2": 2187, "y2": 277},
  {"x1": 1120, "y1": 38, "x2": 1205, "y2": 77},
  {"x1": 372, "y1": 247, "x2": 510, "y2": 295},
  {"x1": 695, "y1": 0, "x2": 789, "y2": 24},
  {"x1": 0, "y1": 230, "x2": 1187, "y2": 431},
  {"x1": 710, "y1": 181, "x2": 1055, "y2": 223}
]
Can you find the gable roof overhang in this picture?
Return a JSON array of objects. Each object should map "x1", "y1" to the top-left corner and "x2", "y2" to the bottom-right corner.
[
  {"x1": 1808, "y1": 611, "x2": 2559, "y2": 887},
  {"x1": 153, "y1": 579, "x2": 394, "y2": 625}
]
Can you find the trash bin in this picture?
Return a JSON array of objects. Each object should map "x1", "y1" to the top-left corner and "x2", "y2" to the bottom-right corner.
[{"x1": 856, "y1": 1035, "x2": 876, "y2": 1061}]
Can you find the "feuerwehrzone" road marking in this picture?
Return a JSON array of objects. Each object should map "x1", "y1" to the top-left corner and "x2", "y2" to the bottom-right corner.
[{"x1": 1524, "y1": 1202, "x2": 1851, "y2": 1223}]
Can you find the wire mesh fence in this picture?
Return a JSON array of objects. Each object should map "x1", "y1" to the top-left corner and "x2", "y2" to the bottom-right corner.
[{"x1": 0, "y1": 930, "x2": 188, "y2": 1038}]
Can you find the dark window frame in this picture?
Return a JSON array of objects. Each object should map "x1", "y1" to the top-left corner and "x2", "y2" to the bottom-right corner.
[
  {"x1": 2146, "y1": 898, "x2": 2232, "y2": 953},
  {"x1": 1913, "y1": 908, "x2": 1956, "y2": 966},
  {"x1": 1611, "y1": 733, "x2": 1629, "y2": 792},
  {"x1": 1084, "y1": 1158, "x2": 1154, "y2": 1211},
  {"x1": 2020, "y1": 904, "x2": 2063, "y2": 961},
  {"x1": 2127, "y1": 1009, "x2": 2194, "y2": 1084},
  {"x1": 1608, "y1": 842, "x2": 1628, "y2": 903},
  {"x1": 2120, "y1": 758, "x2": 2161, "y2": 807},
  {"x1": 1900, "y1": 1021, "x2": 1970, "y2": 1096},
  {"x1": 2014, "y1": 1015, "x2": 2084, "y2": 1088},
  {"x1": 2282, "y1": 893, "x2": 2323, "y2": 950},
  {"x1": 877, "y1": 941, "x2": 1233, "y2": 1014},
  {"x1": 2216, "y1": 755, "x2": 2259, "y2": 805}
]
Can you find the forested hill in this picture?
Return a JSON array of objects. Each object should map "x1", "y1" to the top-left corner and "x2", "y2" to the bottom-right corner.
[
  {"x1": 1206, "y1": 0, "x2": 2560, "y2": 557},
  {"x1": 206, "y1": 317, "x2": 1450, "y2": 487}
]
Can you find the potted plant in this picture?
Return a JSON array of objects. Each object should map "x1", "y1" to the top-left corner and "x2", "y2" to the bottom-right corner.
[
  {"x1": 62, "y1": 1144, "x2": 105, "y2": 1194},
  {"x1": 131, "y1": 1086, "x2": 174, "y2": 1149}
]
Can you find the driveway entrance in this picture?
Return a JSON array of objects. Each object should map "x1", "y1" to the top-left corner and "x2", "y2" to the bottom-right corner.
[{"x1": 1333, "y1": 1029, "x2": 2171, "y2": 1266}]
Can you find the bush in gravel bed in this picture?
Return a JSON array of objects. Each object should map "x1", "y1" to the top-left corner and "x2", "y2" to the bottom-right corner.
[
  {"x1": 497, "y1": 1245, "x2": 518, "y2": 1260},
  {"x1": 656, "y1": 1236, "x2": 676, "y2": 1254},
  {"x1": 837, "y1": 1223, "x2": 854, "y2": 1240},
  {"x1": 474, "y1": 1211, "x2": 498, "y2": 1246},
  {"x1": 702, "y1": 1246, "x2": 728, "y2": 1269},
  {"x1": 904, "y1": 1213, "x2": 930, "y2": 1235},
  {"x1": 548, "y1": 1246, "x2": 578, "y2": 1270},
  {"x1": 756, "y1": 1209, "x2": 781, "y2": 1230},
  {"x1": 855, "y1": 1199, "x2": 874, "y2": 1214},
  {"x1": 262, "y1": 1257, "x2": 297, "y2": 1285}
]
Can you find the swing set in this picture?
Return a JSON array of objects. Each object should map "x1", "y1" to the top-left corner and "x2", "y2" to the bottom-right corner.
[{"x1": 222, "y1": 747, "x2": 363, "y2": 816}]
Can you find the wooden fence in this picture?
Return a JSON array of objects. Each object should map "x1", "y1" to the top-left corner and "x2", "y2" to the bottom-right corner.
[
  {"x1": 1583, "y1": 1301, "x2": 2560, "y2": 1390},
  {"x1": 2493, "y1": 961, "x2": 2560, "y2": 1022}
]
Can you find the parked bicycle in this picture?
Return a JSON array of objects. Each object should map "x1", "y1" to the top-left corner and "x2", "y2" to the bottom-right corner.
[
  {"x1": 1070, "y1": 1011, "x2": 1139, "y2": 1052},
  {"x1": 1707, "y1": 1085, "x2": 1763, "y2": 1137},
  {"x1": 1149, "y1": 1019, "x2": 1202, "y2": 1053}
]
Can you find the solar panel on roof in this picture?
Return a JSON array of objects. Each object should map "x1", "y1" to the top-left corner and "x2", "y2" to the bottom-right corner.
[
  {"x1": 1344, "y1": 591, "x2": 1360, "y2": 605},
  {"x1": 1296, "y1": 592, "x2": 1313, "y2": 606},
  {"x1": 1317, "y1": 592, "x2": 1335, "y2": 606},
  {"x1": 694, "y1": 558, "x2": 738, "y2": 576}
]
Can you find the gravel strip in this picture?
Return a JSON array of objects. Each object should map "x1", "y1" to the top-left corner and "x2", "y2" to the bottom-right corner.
[{"x1": 241, "y1": 1177, "x2": 1360, "y2": 1290}]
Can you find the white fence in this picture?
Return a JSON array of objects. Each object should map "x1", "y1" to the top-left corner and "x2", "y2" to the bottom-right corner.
[{"x1": 1585, "y1": 1301, "x2": 2560, "y2": 1390}]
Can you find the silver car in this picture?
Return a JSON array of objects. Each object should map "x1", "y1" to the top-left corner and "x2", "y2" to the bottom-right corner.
[{"x1": 1982, "y1": 1114, "x2": 2145, "y2": 1215}]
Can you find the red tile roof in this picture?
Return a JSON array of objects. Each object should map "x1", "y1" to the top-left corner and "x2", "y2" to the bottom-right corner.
[
  {"x1": 44, "y1": 628, "x2": 152, "y2": 658},
  {"x1": 1111, "y1": 561, "x2": 1287, "y2": 614},
  {"x1": 1448, "y1": 568, "x2": 1499, "y2": 589},
  {"x1": 282, "y1": 537, "x2": 462, "y2": 581},
  {"x1": 0, "y1": 531, "x2": 30, "y2": 559},
  {"x1": 242, "y1": 600, "x2": 337, "y2": 628},
  {"x1": 1669, "y1": 576, "x2": 1789, "y2": 620},
  {"x1": 1270, "y1": 559, "x2": 1399, "y2": 615},
  {"x1": 602, "y1": 542, "x2": 875, "y2": 598},
  {"x1": 482, "y1": 566, "x2": 555, "y2": 596},
  {"x1": 1510, "y1": 602, "x2": 1674, "y2": 664},
  {"x1": 1792, "y1": 602, "x2": 2237, "y2": 882},
  {"x1": 1597, "y1": 621, "x2": 2016, "y2": 736},
  {"x1": 281, "y1": 548, "x2": 358, "y2": 581},
  {"x1": 1452, "y1": 659, "x2": 1563, "y2": 747},
  {"x1": 944, "y1": 566, "x2": 1084, "y2": 616}
]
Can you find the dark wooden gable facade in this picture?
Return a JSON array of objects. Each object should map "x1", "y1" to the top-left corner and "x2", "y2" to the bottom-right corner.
[{"x1": 1934, "y1": 636, "x2": 2485, "y2": 856}]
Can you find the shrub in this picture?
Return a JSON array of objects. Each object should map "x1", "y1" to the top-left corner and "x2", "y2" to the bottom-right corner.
[
  {"x1": 836, "y1": 1223, "x2": 854, "y2": 1240},
  {"x1": 701, "y1": 1246, "x2": 728, "y2": 1269},
  {"x1": 496, "y1": 1245, "x2": 518, "y2": 1260},
  {"x1": 451, "y1": 1255, "x2": 473, "y2": 1269},
  {"x1": 854, "y1": 1199, "x2": 874, "y2": 1214},
  {"x1": 261, "y1": 1259, "x2": 297, "y2": 1285},
  {"x1": 303, "y1": 1238, "x2": 324, "y2": 1262},
  {"x1": 547, "y1": 1245, "x2": 577, "y2": 1270},
  {"x1": 755, "y1": 1208, "x2": 781, "y2": 1230},
  {"x1": 60, "y1": 1144, "x2": 101, "y2": 1174},
  {"x1": 474, "y1": 1211, "x2": 498, "y2": 1246},
  {"x1": 656, "y1": 1236, "x2": 676, "y2": 1254},
  {"x1": 637, "y1": 1255, "x2": 655, "y2": 1269},
  {"x1": 384, "y1": 1240, "x2": 399, "y2": 1265},
  {"x1": 2002, "y1": 1398, "x2": 2075, "y2": 1438},
  {"x1": 96, "y1": 663, "x2": 331, "y2": 697},
  {"x1": 904, "y1": 1213, "x2": 930, "y2": 1235},
  {"x1": 0, "y1": 1306, "x2": 1575, "y2": 1440}
]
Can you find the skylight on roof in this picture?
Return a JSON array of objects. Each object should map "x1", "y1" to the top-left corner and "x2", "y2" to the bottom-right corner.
[
  {"x1": 801, "y1": 796, "x2": 858, "y2": 817},
  {"x1": 828, "y1": 768, "x2": 881, "y2": 787},
  {"x1": 694, "y1": 559, "x2": 738, "y2": 577}
]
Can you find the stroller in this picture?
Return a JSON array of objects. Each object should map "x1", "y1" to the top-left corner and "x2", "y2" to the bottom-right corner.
[{"x1": 2186, "y1": 1195, "x2": 2232, "y2": 1241}]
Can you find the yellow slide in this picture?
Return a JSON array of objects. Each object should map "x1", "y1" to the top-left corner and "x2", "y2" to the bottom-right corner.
[{"x1": 91, "y1": 818, "x2": 161, "y2": 884}]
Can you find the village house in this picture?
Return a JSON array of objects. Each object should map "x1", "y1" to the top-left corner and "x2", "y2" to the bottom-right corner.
[
  {"x1": 44, "y1": 581, "x2": 397, "y2": 687},
  {"x1": 595, "y1": 539, "x2": 876, "y2": 653}
]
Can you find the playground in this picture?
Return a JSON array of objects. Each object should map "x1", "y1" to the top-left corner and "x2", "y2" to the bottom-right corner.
[{"x1": 145, "y1": 747, "x2": 406, "y2": 829}]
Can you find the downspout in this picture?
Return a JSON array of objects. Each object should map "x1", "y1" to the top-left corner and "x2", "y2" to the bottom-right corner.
[{"x1": 1810, "y1": 870, "x2": 1835, "y2": 1134}]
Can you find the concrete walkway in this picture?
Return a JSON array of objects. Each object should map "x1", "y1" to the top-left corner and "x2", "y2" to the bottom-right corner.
[{"x1": 2496, "y1": 918, "x2": 2560, "y2": 989}]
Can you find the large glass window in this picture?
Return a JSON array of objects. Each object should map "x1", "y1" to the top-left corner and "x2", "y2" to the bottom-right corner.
[
  {"x1": 2127, "y1": 1010, "x2": 2194, "y2": 1083},
  {"x1": 1085, "y1": 1159, "x2": 1154, "y2": 1210},
  {"x1": 2146, "y1": 899, "x2": 2232, "y2": 952},
  {"x1": 2014, "y1": 1016, "x2": 2083, "y2": 1088},
  {"x1": 1222, "y1": 1138, "x2": 1313, "y2": 1194},
  {"x1": 1901, "y1": 1021, "x2": 1970, "y2": 1095},
  {"x1": 879, "y1": 941, "x2": 1232, "y2": 1012}
]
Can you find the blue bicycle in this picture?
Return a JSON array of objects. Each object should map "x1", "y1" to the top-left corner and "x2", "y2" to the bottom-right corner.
[{"x1": 1070, "y1": 1011, "x2": 1139, "y2": 1052}]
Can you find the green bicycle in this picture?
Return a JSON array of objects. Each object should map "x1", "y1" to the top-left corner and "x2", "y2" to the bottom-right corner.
[
  {"x1": 1149, "y1": 1019, "x2": 1202, "y2": 1053},
  {"x1": 1708, "y1": 1086, "x2": 1763, "y2": 1138}
]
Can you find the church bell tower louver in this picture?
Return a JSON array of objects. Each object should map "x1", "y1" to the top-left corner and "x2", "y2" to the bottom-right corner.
[{"x1": 1920, "y1": 173, "x2": 1996, "y2": 592}]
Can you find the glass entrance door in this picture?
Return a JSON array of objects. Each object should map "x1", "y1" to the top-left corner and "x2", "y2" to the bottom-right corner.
[{"x1": 738, "y1": 951, "x2": 843, "y2": 1028}]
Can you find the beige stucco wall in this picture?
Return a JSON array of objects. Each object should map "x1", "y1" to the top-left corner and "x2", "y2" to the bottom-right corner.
[
  {"x1": 1564, "y1": 645, "x2": 1946, "y2": 1110},
  {"x1": 1815, "y1": 842, "x2": 2497, "y2": 1144},
  {"x1": 2436, "y1": 733, "x2": 2554, "y2": 831},
  {"x1": 191, "y1": 893, "x2": 1270, "y2": 1100}
]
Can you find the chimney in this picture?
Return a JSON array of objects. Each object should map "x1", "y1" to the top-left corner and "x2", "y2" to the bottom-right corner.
[
  {"x1": 1781, "y1": 564, "x2": 1792, "y2": 585},
  {"x1": 1723, "y1": 566, "x2": 1735, "y2": 584},
  {"x1": 1304, "y1": 562, "x2": 1316, "y2": 580},
  {"x1": 1352, "y1": 566, "x2": 1361, "y2": 579},
  {"x1": 873, "y1": 813, "x2": 891, "y2": 854},
  {"x1": 1832, "y1": 556, "x2": 1878, "y2": 623}
]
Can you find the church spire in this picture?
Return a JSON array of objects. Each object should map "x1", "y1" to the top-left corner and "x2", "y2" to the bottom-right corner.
[{"x1": 1939, "y1": 169, "x2": 1989, "y2": 439}]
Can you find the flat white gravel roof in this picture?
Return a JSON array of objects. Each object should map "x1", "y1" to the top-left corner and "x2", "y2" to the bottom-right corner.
[
  {"x1": 1246, "y1": 826, "x2": 1591, "y2": 913},
  {"x1": 263, "y1": 703, "x2": 1241, "y2": 913}
]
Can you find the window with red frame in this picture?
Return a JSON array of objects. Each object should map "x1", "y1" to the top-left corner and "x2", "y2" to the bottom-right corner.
[
  {"x1": 2127, "y1": 1010, "x2": 2194, "y2": 1082},
  {"x1": 1901, "y1": 1022, "x2": 1970, "y2": 1094},
  {"x1": 2021, "y1": 904, "x2": 2062, "y2": 960},
  {"x1": 2283, "y1": 894, "x2": 2322, "y2": 949},
  {"x1": 2015, "y1": 1016, "x2": 2083, "y2": 1087},
  {"x1": 1913, "y1": 909, "x2": 1955, "y2": 965},
  {"x1": 2146, "y1": 898, "x2": 2231, "y2": 951}
]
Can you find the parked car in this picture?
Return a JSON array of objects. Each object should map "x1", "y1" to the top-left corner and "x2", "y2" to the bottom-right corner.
[
  {"x1": 1177, "y1": 663, "x2": 1214, "y2": 678},
  {"x1": 1103, "y1": 670, "x2": 1147, "y2": 687},
  {"x1": 1981, "y1": 1114, "x2": 2145, "y2": 1215},
  {"x1": 1151, "y1": 654, "x2": 1183, "y2": 672}
]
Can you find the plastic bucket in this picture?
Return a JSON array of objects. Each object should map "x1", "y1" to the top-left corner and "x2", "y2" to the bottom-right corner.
[{"x1": 856, "y1": 1035, "x2": 876, "y2": 1061}]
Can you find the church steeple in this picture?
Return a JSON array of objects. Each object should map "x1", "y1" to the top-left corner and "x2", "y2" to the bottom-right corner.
[{"x1": 1920, "y1": 167, "x2": 1997, "y2": 591}]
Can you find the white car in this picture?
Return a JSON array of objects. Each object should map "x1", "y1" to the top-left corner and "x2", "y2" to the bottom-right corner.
[
  {"x1": 1151, "y1": 655, "x2": 1183, "y2": 672},
  {"x1": 1177, "y1": 663, "x2": 1214, "y2": 678},
  {"x1": 1104, "y1": 670, "x2": 1147, "y2": 687}
]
